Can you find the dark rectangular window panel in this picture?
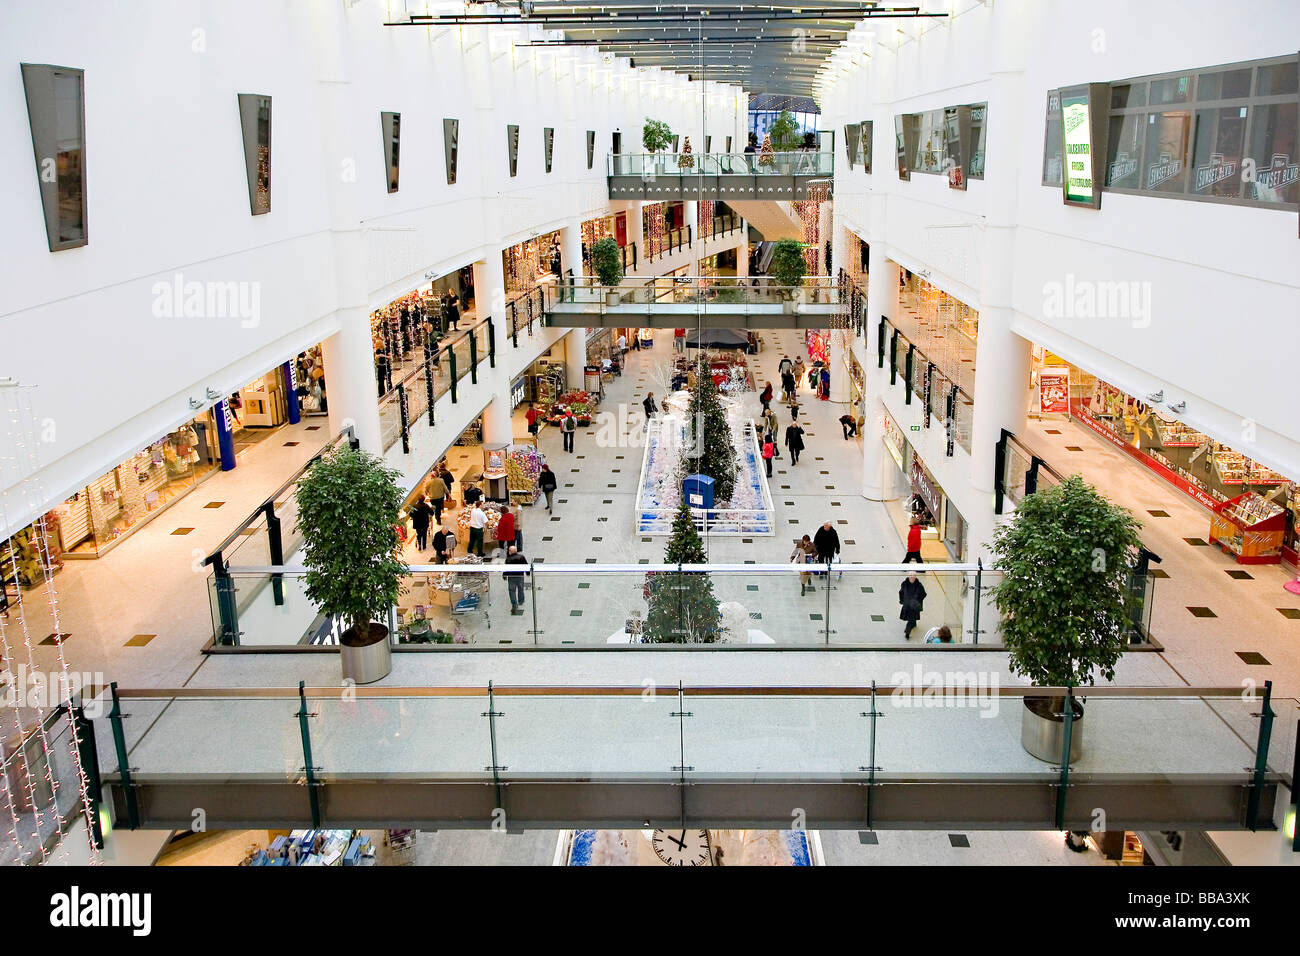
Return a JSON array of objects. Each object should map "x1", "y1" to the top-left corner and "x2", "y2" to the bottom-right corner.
[
  {"x1": 381, "y1": 111, "x2": 400, "y2": 193},
  {"x1": 1105, "y1": 112, "x2": 1145, "y2": 188},
  {"x1": 612, "y1": 131, "x2": 622, "y2": 155},
  {"x1": 21, "y1": 64, "x2": 87, "y2": 250},
  {"x1": 237, "y1": 93, "x2": 271, "y2": 215},
  {"x1": 1110, "y1": 82, "x2": 1147, "y2": 110},
  {"x1": 444, "y1": 118, "x2": 459, "y2": 184},
  {"x1": 586, "y1": 129, "x2": 595, "y2": 169},
  {"x1": 544, "y1": 126, "x2": 554, "y2": 173},
  {"x1": 1256, "y1": 63, "x2": 1299, "y2": 97},
  {"x1": 507, "y1": 124, "x2": 520, "y2": 177},
  {"x1": 1191, "y1": 106, "x2": 1247, "y2": 197},
  {"x1": 725, "y1": 135, "x2": 732, "y2": 153},
  {"x1": 844, "y1": 123, "x2": 861, "y2": 170},
  {"x1": 1198, "y1": 69, "x2": 1251, "y2": 101},
  {"x1": 1144, "y1": 110, "x2": 1192, "y2": 193},
  {"x1": 704, "y1": 135, "x2": 711, "y2": 153},
  {"x1": 1042, "y1": 89, "x2": 1063, "y2": 186},
  {"x1": 1245, "y1": 102, "x2": 1298, "y2": 204},
  {"x1": 1150, "y1": 74, "x2": 1194, "y2": 106}
]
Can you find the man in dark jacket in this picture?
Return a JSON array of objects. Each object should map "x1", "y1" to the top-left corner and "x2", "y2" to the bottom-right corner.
[
  {"x1": 781, "y1": 370, "x2": 797, "y2": 404},
  {"x1": 643, "y1": 392, "x2": 658, "y2": 420},
  {"x1": 432, "y1": 525, "x2": 454, "y2": 564},
  {"x1": 538, "y1": 463, "x2": 558, "y2": 511},
  {"x1": 813, "y1": 521, "x2": 840, "y2": 564},
  {"x1": 899, "y1": 572, "x2": 927, "y2": 639},
  {"x1": 784, "y1": 422, "x2": 805, "y2": 465},
  {"x1": 504, "y1": 545, "x2": 529, "y2": 614}
]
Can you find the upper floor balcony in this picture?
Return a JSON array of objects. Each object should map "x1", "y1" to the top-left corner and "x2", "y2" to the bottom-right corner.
[{"x1": 608, "y1": 151, "x2": 834, "y2": 201}]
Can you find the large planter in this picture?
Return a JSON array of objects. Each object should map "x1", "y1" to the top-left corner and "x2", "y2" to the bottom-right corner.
[
  {"x1": 340, "y1": 623, "x2": 391, "y2": 684},
  {"x1": 1021, "y1": 696, "x2": 1084, "y2": 764},
  {"x1": 606, "y1": 291, "x2": 622, "y2": 307}
]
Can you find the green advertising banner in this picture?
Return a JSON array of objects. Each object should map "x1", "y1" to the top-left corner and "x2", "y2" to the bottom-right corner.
[{"x1": 1062, "y1": 91, "x2": 1094, "y2": 204}]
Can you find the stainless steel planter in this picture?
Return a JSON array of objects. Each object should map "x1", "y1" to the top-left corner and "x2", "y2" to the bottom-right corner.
[
  {"x1": 1021, "y1": 697, "x2": 1084, "y2": 764},
  {"x1": 340, "y1": 624, "x2": 392, "y2": 685}
]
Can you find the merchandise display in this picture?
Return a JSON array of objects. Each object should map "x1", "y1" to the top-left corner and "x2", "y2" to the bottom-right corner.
[
  {"x1": 1210, "y1": 492, "x2": 1286, "y2": 564},
  {"x1": 505, "y1": 444, "x2": 544, "y2": 504},
  {"x1": 0, "y1": 517, "x2": 63, "y2": 591},
  {"x1": 546, "y1": 390, "x2": 597, "y2": 426},
  {"x1": 245, "y1": 829, "x2": 373, "y2": 867}
]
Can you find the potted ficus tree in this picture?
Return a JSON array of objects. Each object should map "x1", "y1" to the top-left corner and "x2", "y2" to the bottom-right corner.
[
  {"x1": 591, "y1": 236, "x2": 625, "y2": 306},
  {"x1": 769, "y1": 239, "x2": 808, "y2": 301},
  {"x1": 295, "y1": 446, "x2": 407, "y2": 684},
  {"x1": 643, "y1": 117, "x2": 674, "y2": 175},
  {"x1": 990, "y1": 475, "x2": 1143, "y2": 763}
]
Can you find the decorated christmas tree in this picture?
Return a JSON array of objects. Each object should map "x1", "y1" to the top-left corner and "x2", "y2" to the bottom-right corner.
[
  {"x1": 678, "y1": 135, "x2": 695, "y2": 170},
  {"x1": 642, "y1": 503, "x2": 724, "y2": 643},
  {"x1": 681, "y1": 370, "x2": 738, "y2": 503},
  {"x1": 757, "y1": 133, "x2": 775, "y2": 168}
]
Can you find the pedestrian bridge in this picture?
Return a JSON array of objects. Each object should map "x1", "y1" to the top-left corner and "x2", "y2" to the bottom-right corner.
[
  {"x1": 93, "y1": 683, "x2": 1287, "y2": 832},
  {"x1": 544, "y1": 276, "x2": 846, "y2": 330},
  {"x1": 608, "y1": 151, "x2": 833, "y2": 202}
]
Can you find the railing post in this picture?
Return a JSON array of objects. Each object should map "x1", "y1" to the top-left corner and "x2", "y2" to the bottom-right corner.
[
  {"x1": 1026, "y1": 456, "x2": 1044, "y2": 496},
  {"x1": 468, "y1": 330, "x2": 478, "y2": 385},
  {"x1": 861, "y1": 681, "x2": 881, "y2": 831},
  {"x1": 107, "y1": 683, "x2": 139, "y2": 830},
  {"x1": 448, "y1": 347, "x2": 458, "y2": 403},
  {"x1": 824, "y1": 560, "x2": 832, "y2": 644},
  {"x1": 264, "y1": 501, "x2": 284, "y2": 606},
  {"x1": 529, "y1": 561, "x2": 539, "y2": 645},
  {"x1": 73, "y1": 701, "x2": 105, "y2": 849},
  {"x1": 904, "y1": 344, "x2": 915, "y2": 405},
  {"x1": 398, "y1": 382, "x2": 410, "y2": 454},
  {"x1": 1291, "y1": 718, "x2": 1300, "y2": 852},
  {"x1": 946, "y1": 385, "x2": 958, "y2": 457},
  {"x1": 889, "y1": 329, "x2": 899, "y2": 384},
  {"x1": 994, "y1": 430, "x2": 1009, "y2": 515},
  {"x1": 671, "y1": 681, "x2": 693, "y2": 829},
  {"x1": 1247, "y1": 679, "x2": 1275, "y2": 830},
  {"x1": 487, "y1": 318, "x2": 496, "y2": 368},
  {"x1": 971, "y1": 559, "x2": 982, "y2": 645},
  {"x1": 924, "y1": 362, "x2": 934, "y2": 427},
  {"x1": 877, "y1": 317, "x2": 887, "y2": 368},
  {"x1": 210, "y1": 550, "x2": 240, "y2": 646},
  {"x1": 483, "y1": 681, "x2": 506, "y2": 811},
  {"x1": 1054, "y1": 687, "x2": 1075, "y2": 829},
  {"x1": 424, "y1": 351, "x2": 436, "y2": 426},
  {"x1": 296, "y1": 681, "x2": 321, "y2": 829}
]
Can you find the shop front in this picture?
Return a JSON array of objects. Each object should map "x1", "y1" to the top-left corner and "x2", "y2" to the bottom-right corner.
[
  {"x1": 504, "y1": 231, "x2": 562, "y2": 296},
  {"x1": 1039, "y1": 354, "x2": 1296, "y2": 564}
]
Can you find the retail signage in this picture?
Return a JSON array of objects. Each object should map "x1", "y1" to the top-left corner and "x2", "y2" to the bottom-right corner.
[
  {"x1": 443, "y1": 118, "x2": 459, "y2": 184},
  {"x1": 1060, "y1": 83, "x2": 1109, "y2": 208},
  {"x1": 586, "y1": 130, "x2": 595, "y2": 169},
  {"x1": 1039, "y1": 366, "x2": 1071, "y2": 414},
  {"x1": 911, "y1": 455, "x2": 942, "y2": 519},
  {"x1": 511, "y1": 376, "x2": 526, "y2": 408},
  {"x1": 507, "y1": 124, "x2": 520, "y2": 177},
  {"x1": 544, "y1": 127, "x2": 554, "y2": 173},
  {"x1": 909, "y1": 425, "x2": 920, "y2": 431}
]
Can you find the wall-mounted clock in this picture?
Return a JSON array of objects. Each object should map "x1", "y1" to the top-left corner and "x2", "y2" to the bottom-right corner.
[{"x1": 651, "y1": 829, "x2": 711, "y2": 866}]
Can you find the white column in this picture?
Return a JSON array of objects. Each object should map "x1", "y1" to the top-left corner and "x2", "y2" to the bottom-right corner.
[
  {"x1": 560, "y1": 219, "x2": 584, "y2": 279},
  {"x1": 481, "y1": 394, "x2": 515, "y2": 446},
  {"x1": 684, "y1": 200, "x2": 700, "y2": 273},
  {"x1": 624, "y1": 201, "x2": 644, "y2": 263},
  {"x1": 966, "y1": 0, "x2": 1031, "y2": 563},
  {"x1": 564, "y1": 328, "x2": 587, "y2": 390},
  {"x1": 472, "y1": 253, "x2": 508, "y2": 331},
  {"x1": 861, "y1": 396, "x2": 891, "y2": 501},
  {"x1": 735, "y1": 237, "x2": 749, "y2": 279},
  {"x1": 861, "y1": 243, "x2": 900, "y2": 501},
  {"x1": 323, "y1": 314, "x2": 381, "y2": 453}
]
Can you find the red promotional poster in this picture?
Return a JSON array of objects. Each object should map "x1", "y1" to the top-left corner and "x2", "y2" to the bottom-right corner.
[{"x1": 1039, "y1": 367, "x2": 1071, "y2": 414}]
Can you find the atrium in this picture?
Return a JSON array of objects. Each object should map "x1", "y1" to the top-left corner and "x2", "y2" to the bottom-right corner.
[{"x1": 1, "y1": 0, "x2": 1298, "y2": 912}]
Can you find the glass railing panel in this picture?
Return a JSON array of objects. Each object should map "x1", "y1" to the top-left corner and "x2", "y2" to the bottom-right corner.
[
  {"x1": 309, "y1": 692, "x2": 491, "y2": 779},
  {"x1": 686, "y1": 693, "x2": 868, "y2": 777},
  {"x1": 825, "y1": 568, "x2": 972, "y2": 645},
  {"x1": 954, "y1": 393, "x2": 974, "y2": 453},
  {"x1": 224, "y1": 511, "x2": 271, "y2": 567},
  {"x1": 494, "y1": 692, "x2": 682, "y2": 778},
  {"x1": 219, "y1": 572, "x2": 324, "y2": 646},
  {"x1": 397, "y1": 567, "x2": 532, "y2": 647},
  {"x1": 1003, "y1": 442, "x2": 1031, "y2": 505},
  {"x1": 378, "y1": 390, "x2": 402, "y2": 451}
]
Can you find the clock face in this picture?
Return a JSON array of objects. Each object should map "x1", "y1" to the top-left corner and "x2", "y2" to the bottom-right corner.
[{"x1": 651, "y1": 829, "x2": 711, "y2": 867}]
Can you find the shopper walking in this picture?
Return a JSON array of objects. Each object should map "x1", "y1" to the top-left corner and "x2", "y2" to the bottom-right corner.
[
  {"x1": 643, "y1": 391, "x2": 658, "y2": 420},
  {"x1": 839, "y1": 414, "x2": 858, "y2": 440},
  {"x1": 493, "y1": 504, "x2": 516, "y2": 555},
  {"x1": 433, "y1": 524, "x2": 454, "y2": 564},
  {"x1": 762, "y1": 435, "x2": 775, "y2": 477},
  {"x1": 424, "y1": 471, "x2": 448, "y2": 524},
  {"x1": 674, "y1": 328, "x2": 687, "y2": 352},
  {"x1": 899, "y1": 572, "x2": 927, "y2": 639},
  {"x1": 375, "y1": 349, "x2": 392, "y2": 397},
  {"x1": 793, "y1": 356, "x2": 806, "y2": 389},
  {"x1": 903, "y1": 517, "x2": 925, "y2": 564},
  {"x1": 561, "y1": 411, "x2": 577, "y2": 452},
  {"x1": 784, "y1": 421, "x2": 805, "y2": 465},
  {"x1": 538, "y1": 463, "x2": 558, "y2": 511},
  {"x1": 463, "y1": 481, "x2": 483, "y2": 508},
  {"x1": 468, "y1": 503, "x2": 487, "y2": 556},
  {"x1": 447, "y1": 291, "x2": 461, "y2": 330},
  {"x1": 504, "y1": 545, "x2": 529, "y2": 614},
  {"x1": 760, "y1": 381, "x2": 773, "y2": 411},
  {"x1": 813, "y1": 521, "x2": 840, "y2": 564},
  {"x1": 781, "y1": 369, "x2": 797, "y2": 404},
  {"x1": 509, "y1": 503, "x2": 523, "y2": 551},
  {"x1": 525, "y1": 404, "x2": 540, "y2": 436},
  {"x1": 791, "y1": 534, "x2": 818, "y2": 596},
  {"x1": 409, "y1": 496, "x2": 434, "y2": 551},
  {"x1": 819, "y1": 365, "x2": 831, "y2": 401},
  {"x1": 778, "y1": 355, "x2": 793, "y2": 379},
  {"x1": 761, "y1": 407, "x2": 778, "y2": 447}
]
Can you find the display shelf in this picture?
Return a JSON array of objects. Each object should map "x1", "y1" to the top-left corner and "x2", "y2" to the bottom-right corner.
[{"x1": 1210, "y1": 492, "x2": 1285, "y2": 564}]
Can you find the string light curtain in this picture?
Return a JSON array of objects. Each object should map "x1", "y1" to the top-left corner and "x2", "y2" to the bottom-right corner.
[{"x1": 643, "y1": 202, "x2": 667, "y2": 260}]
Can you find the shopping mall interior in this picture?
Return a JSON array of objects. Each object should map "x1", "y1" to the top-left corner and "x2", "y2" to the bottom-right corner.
[{"x1": 1, "y1": 0, "x2": 1299, "y2": 897}]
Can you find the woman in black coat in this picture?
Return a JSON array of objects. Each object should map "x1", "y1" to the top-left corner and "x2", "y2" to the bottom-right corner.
[
  {"x1": 899, "y1": 572, "x2": 927, "y2": 639},
  {"x1": 784, "y1": 422, "x2": 805, "y2": 465}
]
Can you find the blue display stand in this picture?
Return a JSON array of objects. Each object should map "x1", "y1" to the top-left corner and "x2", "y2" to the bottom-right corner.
[
  {"x1": 282, "y1": 360, "x2": 301, "y2": 425},
  {"x1": 213, "y1": 399, "x2": 237, "y2": 472},
  {"x1": 683, "y1": 474, "x2": 714, "y2": 511}
]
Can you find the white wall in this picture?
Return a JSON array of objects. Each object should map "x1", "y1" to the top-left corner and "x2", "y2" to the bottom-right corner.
[
  {"x1": 0, "y1": 0, "x2": 745, "y2": 536},
  {"x1": 821, "y1": 0, "x2": 1300, "y2": 482}
]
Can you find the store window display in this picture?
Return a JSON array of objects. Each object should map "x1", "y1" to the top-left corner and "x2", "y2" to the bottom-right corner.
[{"x1": 55, "y1": 422, "x2": 217, "y2": 557}]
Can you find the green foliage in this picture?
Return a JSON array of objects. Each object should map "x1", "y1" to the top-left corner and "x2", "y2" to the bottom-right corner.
[
  {"x1": 769, "y1": 110, "x2": 801, "y2": 151},
  {"x1": 769, "y1": 238, "x2": 808, "y2": 289},
  {"x1": 642, "y1": 118, "x2": 675, "y2": 154},
  {"x1": 295, "y1": 446, "x2": 407, "y2": 644},
  {"x1": 681, "y1": 370, "x2": 737, "y2": 503},
  {"x1": 590, "y1": 237, "x2": 624, "y2": 287},
  {"x1": 990, "y1": 475, "x2": 1143, "y2": 688},
  {"x1": 642, "y1": 504, "x2": 723, "y2": 643}
]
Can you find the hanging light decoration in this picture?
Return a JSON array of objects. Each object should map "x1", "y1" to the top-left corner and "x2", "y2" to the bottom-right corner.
[{"x1": 643, "y1": 202, "x2": 666, "y2": 260}]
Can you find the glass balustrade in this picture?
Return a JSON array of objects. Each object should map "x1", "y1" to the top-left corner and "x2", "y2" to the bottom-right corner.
[{"x1": 609, "y1": 152, "x2": 834, "y2": 178}]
